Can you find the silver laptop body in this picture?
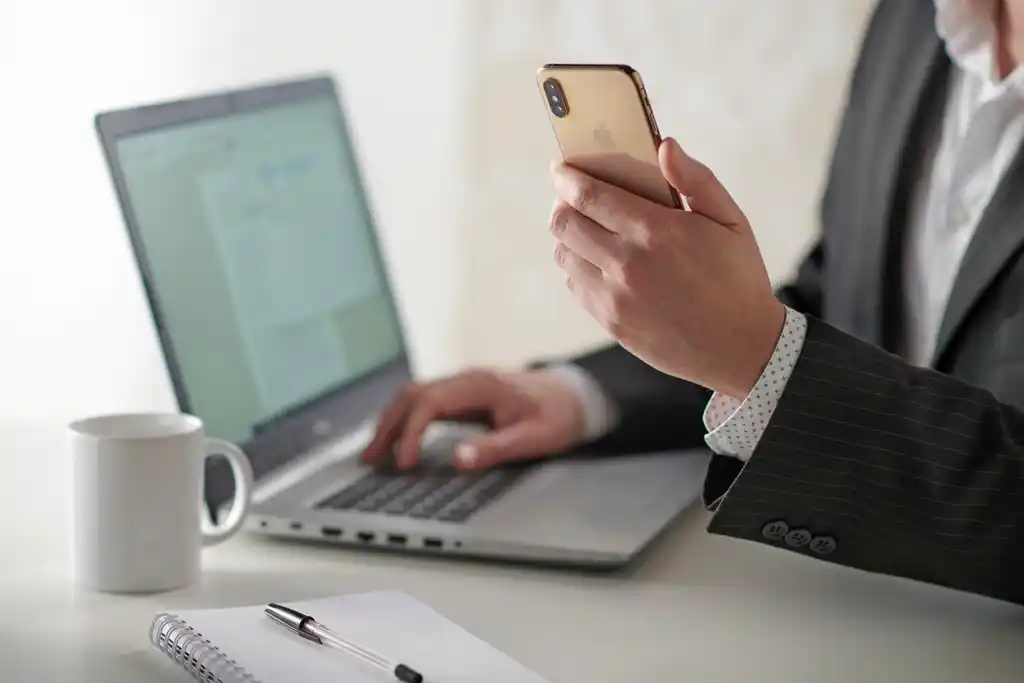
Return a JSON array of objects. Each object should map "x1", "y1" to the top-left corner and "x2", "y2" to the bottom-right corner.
[
  {"x1": 95, "y1": 75, "x2": 708, "y2": 570},
  {"x1": 249, "y1": 423, "x2": 708, "y2": 567}
]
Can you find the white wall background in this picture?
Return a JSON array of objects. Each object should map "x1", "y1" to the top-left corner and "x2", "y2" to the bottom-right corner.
[
  {"x1": 1, "y1": 0, "x2": 875, "y2": 543},
  {"x1": 1, "y1": 0, "x2": 466, "y2": 422}
]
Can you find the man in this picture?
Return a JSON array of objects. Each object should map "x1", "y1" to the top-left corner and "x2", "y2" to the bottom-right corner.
[{"x1": 365, "y1": 0, "x2": 1024, "y2": 605}]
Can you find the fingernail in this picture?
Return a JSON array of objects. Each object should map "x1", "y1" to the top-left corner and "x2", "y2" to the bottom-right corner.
[{"x1": 455, "y1": 444, "x2": 478, "y2": 467}]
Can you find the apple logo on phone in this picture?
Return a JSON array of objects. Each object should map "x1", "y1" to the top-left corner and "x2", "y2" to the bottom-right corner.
[{"x1": 593, "y1": 124, "x2": 615, "y2": 151}]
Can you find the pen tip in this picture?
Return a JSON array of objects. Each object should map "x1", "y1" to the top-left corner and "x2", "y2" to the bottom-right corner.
[{"x1": 395, "y1": 664, "x2": 423, "y2": 683}]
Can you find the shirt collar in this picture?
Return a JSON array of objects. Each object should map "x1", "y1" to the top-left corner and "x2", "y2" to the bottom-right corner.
[
  {"x1": 934, "y1": 0, "x2": 1024, "y2": 96},
  {"x1": 934, "y1": 0, "x2": 1000, "y2": 78}
]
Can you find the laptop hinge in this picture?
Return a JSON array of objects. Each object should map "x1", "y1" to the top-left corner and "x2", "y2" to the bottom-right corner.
[{"x1": 249, "y1": 420, "x2": 374, "y2": 506}]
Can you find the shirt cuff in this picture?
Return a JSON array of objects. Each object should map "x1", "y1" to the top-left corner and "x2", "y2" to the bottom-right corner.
[
  {"x1": 703, "y1": 306, "x2": 808, "y2": 460},
  {"x1": 546, "y1": 364, "x2": 620, "y2": 442}
]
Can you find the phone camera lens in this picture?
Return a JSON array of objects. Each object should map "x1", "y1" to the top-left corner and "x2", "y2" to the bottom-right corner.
[{"x1": 543, "y1": 78, "x2": 568, "y2": 118}]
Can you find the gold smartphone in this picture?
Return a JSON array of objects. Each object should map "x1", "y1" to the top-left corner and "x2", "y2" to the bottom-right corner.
[{"x1": 537, "y1": 63, "x2": 682, "y2": 209}]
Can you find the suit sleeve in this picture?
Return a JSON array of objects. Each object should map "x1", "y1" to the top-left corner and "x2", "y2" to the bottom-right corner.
[
  {"x1": 705, "y1": 317, "x2": 1024, "y2": 605},
  {"x1": 568, "y1": 344, "x2": 711, "y2": 453}
]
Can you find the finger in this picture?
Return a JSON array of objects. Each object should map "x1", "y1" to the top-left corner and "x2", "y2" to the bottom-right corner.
[
  {"x1": 551, "y1": 163, "x2": 658, "y2": 235},
  {"x1": 659, "y1": 137, "x2": 745, "y2": 230},
  {"x1": 362, "y1": 386, "x2": 417, "y2": 465},
  {"x1": 549, "y1": 200, "x2": 620, "y2": 271},
  {"x1": 390, "y1": 373, "x2": 504, "y2": 469},
  {"x1": 557, "y1": 242, "x2": 606, "y2": 327},
  {"x1": 394, "y1": 403, "x2": 441, "y2": 470},
  {"x1": 454, "y1": 422, "x2": 555, "y2": 470},
  {"x1": 554, "y1": 240, "x2": 603, "y2": 285}
]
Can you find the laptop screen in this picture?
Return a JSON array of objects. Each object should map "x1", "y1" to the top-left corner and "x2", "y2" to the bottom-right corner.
[{"x1": 113, "y1": 92, "x2": 404, "y2": 445}]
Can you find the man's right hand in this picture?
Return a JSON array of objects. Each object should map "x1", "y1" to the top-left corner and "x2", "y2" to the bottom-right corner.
[{"x1": 361, "y1": 369, "x2": 588, "y2": 471}]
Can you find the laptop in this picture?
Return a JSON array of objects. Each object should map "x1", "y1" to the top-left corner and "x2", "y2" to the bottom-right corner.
[{"x1": 94, "y1": 75, "x2": 710, "y2": 569}]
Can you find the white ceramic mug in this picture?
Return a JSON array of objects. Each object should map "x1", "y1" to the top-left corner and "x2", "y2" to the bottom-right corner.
[{"x1": 69, "y1": 412, "x2": 254, "y2": 593}]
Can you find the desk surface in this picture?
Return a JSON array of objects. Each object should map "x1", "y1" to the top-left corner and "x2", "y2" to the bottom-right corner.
[
  {"x1": 4, "y1": 422, "x2": 1024, "y2": 682},
  {"x1": 8, "y1": 510, "x2": 1024, "y2": 682}
]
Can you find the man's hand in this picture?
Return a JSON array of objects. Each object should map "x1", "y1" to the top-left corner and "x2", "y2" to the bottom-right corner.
[
  {"x1": 549, "y1": 137, "x2": 785, "y2": 399},
  {"x1": 362, "y1": 370, "x2": 587, "y2": 470}
]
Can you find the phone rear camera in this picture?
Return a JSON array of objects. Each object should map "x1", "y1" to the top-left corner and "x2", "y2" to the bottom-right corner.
[{"x1": 544, "y1": 78, "x2": 568, "y2": 118}]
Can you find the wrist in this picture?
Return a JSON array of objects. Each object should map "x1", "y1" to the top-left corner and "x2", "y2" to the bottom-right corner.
[
  {"x1": 530, "y1": 368, "x2": 593, "y2": 442},
  {"x1": 537, "y1": 367, "x2": 588, "y2": 420},
  {"x1": 719, "y1": 299, "x2": 787, "y2": 399}
]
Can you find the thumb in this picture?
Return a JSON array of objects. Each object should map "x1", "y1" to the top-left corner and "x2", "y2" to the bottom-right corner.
[
  {"x1": 659, "y1": 137, "x2": 745, "y2": 230},
  {"x1": 454, "y1": 423, "x2": 553, "y2": 470}
]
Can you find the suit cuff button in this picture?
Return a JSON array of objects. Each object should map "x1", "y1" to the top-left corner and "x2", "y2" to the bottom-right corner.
[
  {"x1": 761, "y1": 520, "x2": 789, "y2": 541},
  {"x1": 809, "y1": 536, "x2": 837, "y2": 555},
  {"x1": 784, "y1": 528, "x2": 812, "y2": 548}
]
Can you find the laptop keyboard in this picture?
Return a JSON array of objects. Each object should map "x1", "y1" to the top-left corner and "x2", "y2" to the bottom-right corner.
[{"x1": 315, "y1": 466, "x2": 528, "y2": 523}]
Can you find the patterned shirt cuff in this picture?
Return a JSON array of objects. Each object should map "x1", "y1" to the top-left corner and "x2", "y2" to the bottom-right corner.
[
  {"x1": 546, "y1": 364, "x2": 620, "y2": 442},
  {"x1": 703, "y1": 307, "x2": 808, "y2": 460}
]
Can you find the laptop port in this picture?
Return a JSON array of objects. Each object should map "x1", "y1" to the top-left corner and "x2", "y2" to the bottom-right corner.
[
  {"x1": 423, "y1": 538, "x2": 444, "y2": 549},
  {"x1": 321, "y1": 526, "x2": 343, "y2": 538},
  {"x1": 356, "y1": 531, "x2": 376, "y2": 543},
  {"x1": 386, "y1": 534, "x2": 408, "y2": 546}
]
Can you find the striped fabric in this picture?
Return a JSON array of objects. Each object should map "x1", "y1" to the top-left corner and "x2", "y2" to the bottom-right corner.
[{"x1": 706, "y1": 317, "x2": 1024, "y2": 604}]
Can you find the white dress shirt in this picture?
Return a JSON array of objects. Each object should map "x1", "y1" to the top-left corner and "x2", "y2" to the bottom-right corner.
[
  {"x1": 559, "y1": 0, "x2": 1024, "y2": 460},
  {"x1": 900, "y1": 0, "x2": 1024, "y2": 367}
]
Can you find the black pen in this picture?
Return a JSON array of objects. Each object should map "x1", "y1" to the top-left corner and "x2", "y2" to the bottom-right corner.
[{"x1": 265, "y1": 603, "x2": 424, "y2": 683}]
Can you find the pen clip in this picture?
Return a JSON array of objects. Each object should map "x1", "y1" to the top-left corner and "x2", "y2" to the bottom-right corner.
[{"x1": 266, "y1": 603, "x2": 322, "y2": 643}]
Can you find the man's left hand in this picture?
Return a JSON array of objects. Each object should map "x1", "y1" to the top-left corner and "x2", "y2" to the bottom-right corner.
[{"x1": 549, "y1": 137, "x2": 785, "y2": 399}]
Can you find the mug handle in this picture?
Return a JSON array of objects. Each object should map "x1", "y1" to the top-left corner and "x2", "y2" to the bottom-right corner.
[{"x1": 200, "y1": 438, "x2": 255, "y2": 546}]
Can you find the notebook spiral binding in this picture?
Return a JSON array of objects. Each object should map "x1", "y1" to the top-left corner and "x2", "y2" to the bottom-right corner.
[{"x1": 150, "y1": 613, "x2": 259, "y2": 683}]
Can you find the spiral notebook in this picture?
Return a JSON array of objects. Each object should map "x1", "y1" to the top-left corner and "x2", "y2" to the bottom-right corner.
[{"x1": 149, "y1": 590, "x2": 550, "y2": 683}]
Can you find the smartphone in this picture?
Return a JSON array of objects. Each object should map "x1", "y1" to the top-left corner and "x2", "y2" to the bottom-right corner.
[{"x1": 537, "y1": 63, "x2": 682, "y2": 209}]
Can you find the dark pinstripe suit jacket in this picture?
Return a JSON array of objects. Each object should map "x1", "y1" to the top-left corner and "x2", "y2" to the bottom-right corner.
[{"x1": 572, "y1": 0, "x2": 1024, "y2": 604}]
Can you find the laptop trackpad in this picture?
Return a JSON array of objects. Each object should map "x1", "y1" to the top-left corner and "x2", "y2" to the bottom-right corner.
[{"x1": 476, "y1": 450, "x2": 710, "y2": 552}]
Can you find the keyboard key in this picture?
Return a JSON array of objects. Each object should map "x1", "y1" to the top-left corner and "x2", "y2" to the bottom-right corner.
[
  {"x1": 318, "y1": 483, "x2": 374, "y2": 510},
  {"x1": 318, "y1": 475, "x2": 386, "y2": 510},
  {"x1": 381, "y1": 494, "x2": 428, "y2": 515},
  {"x1": 316, "y1": 466, "x2": 527, "y2": 523},
  {"x1": 378, "y1": 478, "x2": 441, "y2": 513},
  {"x1": 353, "y1": 496, "x2": 390, "y2": 513},
  {"x1": 418, "y1": 480, "x2": 472, "y2": 514}
]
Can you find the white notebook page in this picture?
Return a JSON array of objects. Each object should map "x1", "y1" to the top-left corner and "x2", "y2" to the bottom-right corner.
[{"x1": 168, "y1": 591, "x2": 551, "y2": 683}]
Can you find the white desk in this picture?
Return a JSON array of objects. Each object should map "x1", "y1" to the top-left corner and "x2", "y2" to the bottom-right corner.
[{"x1": 4, "y1": 422, "x2": 1024, "y2": 682}]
